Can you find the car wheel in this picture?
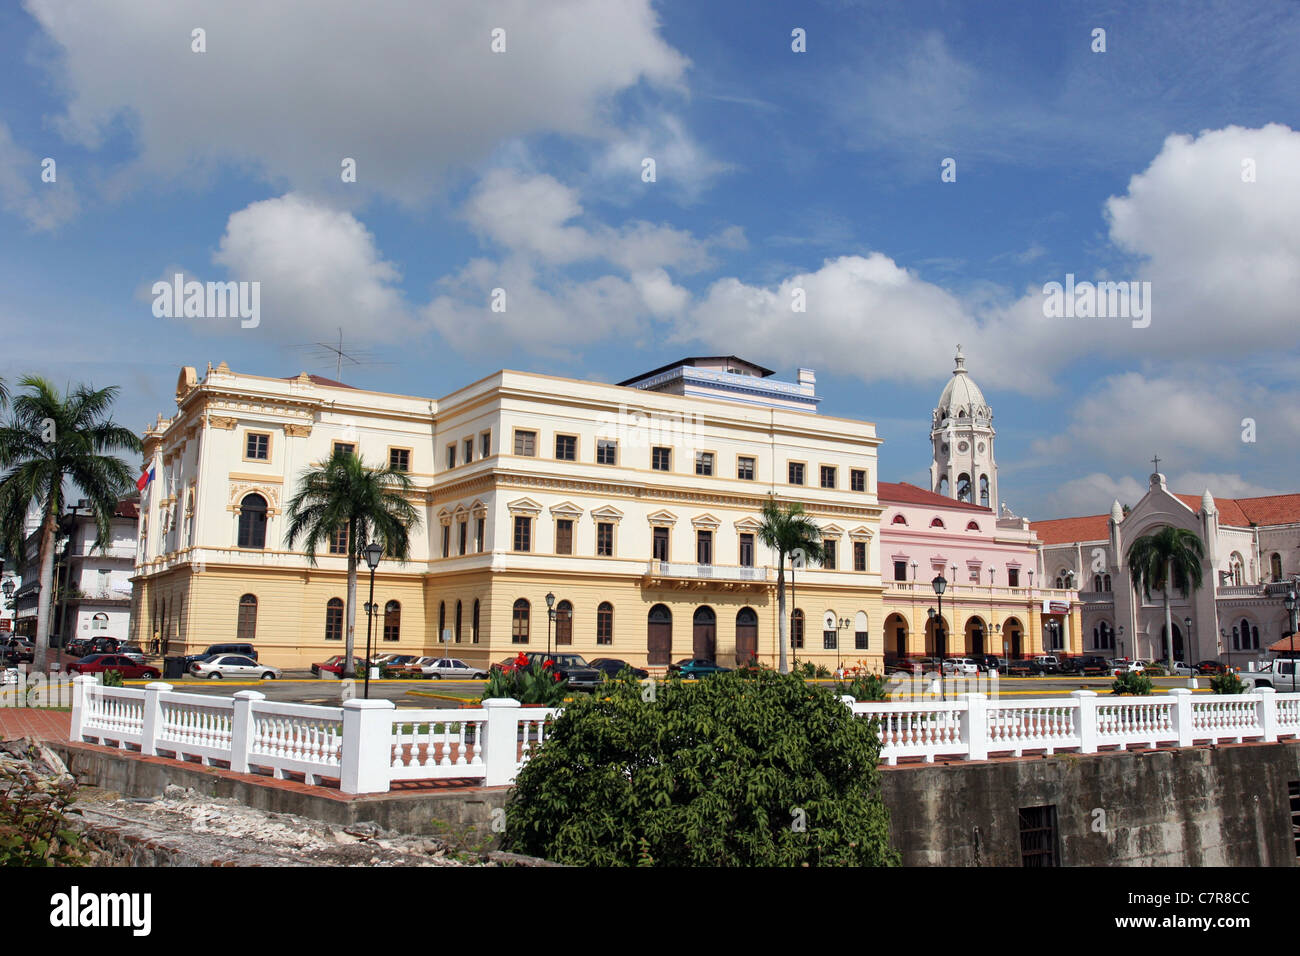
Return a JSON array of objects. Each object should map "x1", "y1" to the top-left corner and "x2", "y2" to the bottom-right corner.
[
  {"x1": 261, "y1": 672, "x2": 276, "y2": 680},
  {"x1": 208, "y1": 672, "x2": 222, "y2": 679}
]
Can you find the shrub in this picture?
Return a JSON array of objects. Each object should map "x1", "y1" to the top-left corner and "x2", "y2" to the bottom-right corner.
[
  {"x1": 1211, "y1": 671, "x2": 1245, "y2": 695},
  {"x1": 502, "y1": 669, "x2": 899, "y2": 867},
  {"x1": 1111, "y1": 671, "x2": 1153, "y2": 695},
  {"x1": 102, "y1": 670, "x2": 124, "y2": 688},
  {"x1": 1144, "y1": 664, "x2": 1167, "y2": 677},
  {"x1": 0, "y1": 746, "x2": 88, "y2": 867},
  {"x1": 834, "y1": 672, "x2": 889, "y2": 702},
  {"x1": 480, "y1": 653, "x2": 568, "y2": 706}
]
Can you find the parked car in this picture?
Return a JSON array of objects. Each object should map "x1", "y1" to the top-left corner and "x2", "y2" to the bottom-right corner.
[
  {"x1": 944, "y1": 658, "x2": 979, "y2": 676},
  {"x1": 64, "y1": 637, "x2": 93, "y2": 659},
  {"x1": 118, "y1": 643, "x2": 147, "y2": 665},
  {"x1": 1194, "y1": 660, "x2": 1229, "y2": 675},
  {"x1": 85, "y1": 637, "x2": 123, "y2": 656},
  {"x1": 1002, "y1": 658, "x2": 1035, "y2": 676},
  {"x1": 974, "y1": 655, "x2": 1002, "y2": 673},
  {"x1": 1077, "y1": 655, "x2": 1113, "y2": 676},
  {"x1": 1241, "y1": 658, "x2": 1300, "y2": 691},
  {"x1": 523, "y1": 653, "x2": 603, "y2": 691},
  {"x1": 190, "y1": 655, "x2": 281, "y2": 680},
  {"x1": 311, "y1": 655, "x2": 366, "y2": 678},
  {"x1": 185, "y1": 643, "x2": 258, "y2": 670},
  {"x1": 1112, "y1": 659, "x2": 1146, "y2": 674},
  {"x1": 1057, "y1": 657, "x2": 1084, "y2": 675},
  {"x1": 588, "y1": 658, "x2": 649, "y2": 680},
  {"x1": 67, "y1": 654, "x2": 161, "y2": 680},
  {"x1": 1167, "y1": 661, "x2": 1196, "y2": 676},
  {"x1": 1, "y1": 665, "x2": 16, "y2": 685},
  {"x1": 421, "y1": 658, "x2": 489, "y2": 680},
  {"x1": 387, "y1": 656, "x2": 439, "y2": 677},
  {"x1": 669, "y1": 658, "x2": 733, "y2": 680},
  {"x1": 1031, "y1": 655, "x2": 1062, "y2": 674},
  {"x1": 372, "y1": 654, "x2": 418, "y2": 671},
  {"x1": 4, "y1": 638, "x2": 35, "y2": 663}
]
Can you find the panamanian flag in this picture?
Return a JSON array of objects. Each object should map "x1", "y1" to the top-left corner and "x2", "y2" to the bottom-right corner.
[{"x1": 136, "y1": 465, "x2": 156, "y2": 492}]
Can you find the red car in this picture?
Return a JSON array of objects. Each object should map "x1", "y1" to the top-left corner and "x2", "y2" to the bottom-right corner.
[
  {"x1": 311, "y1": 655, "x2": 366, "y2": 677},
  {"x1": 68, "y1": 654, "x2": 161, "y2": 680}
]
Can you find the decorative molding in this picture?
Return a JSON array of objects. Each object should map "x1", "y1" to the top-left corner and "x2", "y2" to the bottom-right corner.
[
  {"x1": 228, "y1": 482, "x2": 281, "y2": 514},
  {"x1": 591, "y1": 505, "x2": 625, "y2": 522},
  {"x1": 227, "y1": 472, "x2": 283, "y2": 484},
  {"x1": 691, "y1": 513, "x2": 721, "y2": 529},
  {"x1": 507, "y1": 497, "x2": 543, "y2": 516},
  {"x1": 284, "y1": 423, "x2": 313, "y2": 438},
  {"x1": 209, "y1": 416, "x2": 238, "y2": 430},
  {"x1": 647, "y1": 509, "x2": 679, "y2": 526},
  {"x1": 549, "y1": 500, "x2": 585, "y2": 518}
]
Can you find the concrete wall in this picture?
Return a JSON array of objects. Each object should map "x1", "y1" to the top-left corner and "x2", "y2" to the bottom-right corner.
[{"x1": 881, "y1": 742, "x2": 1300, "y2": 866}]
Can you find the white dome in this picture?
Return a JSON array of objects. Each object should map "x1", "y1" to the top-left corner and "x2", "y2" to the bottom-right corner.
[{"x1": 934, "y1": 346, "x2": 991, "y2": 424}]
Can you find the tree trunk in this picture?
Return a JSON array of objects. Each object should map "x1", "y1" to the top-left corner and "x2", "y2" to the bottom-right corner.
[
  {"x1": 344, "y1": 539, "x2": 359, "y2": 679},
  {"x1": 776, "y1": 559, "x2": 788, "y2": 675},
  {"x1": 33, "y1": 503, "x2": 57, "y2": 674},
  {"x1": 1162, "y1": 557, "x2": 1174, "y2": 668}
]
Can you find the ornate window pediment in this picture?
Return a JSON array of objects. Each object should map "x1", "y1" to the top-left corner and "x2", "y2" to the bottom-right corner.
[
  {"x1": 591, "y1": 505, "x2": 624, "y2": 522},
  {"x1": 549, "y1": 500, "x2": 584, "y2": 518},
  {"x1": 647, "y1": 509, "x2": 678, "y2": 527},
  {"x1": 507, "y1": 497, "x2": 543, "y2": 516},
  {"x1": 691, "y1": 513, "x2": 721, "y2": 529}
]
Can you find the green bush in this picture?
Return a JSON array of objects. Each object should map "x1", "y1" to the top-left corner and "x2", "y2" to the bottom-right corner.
[
  {"x1": 1111, "y1": 671, "x2": 1153, "y2": 695},
  {"x1": 479, "y1": 653, "x2": 568, "y2": 706},
  {"x1": 101, "y1": 670, "x2": 124, "y2": 688},
  {"x1": 502, "y1": 669, "x2": 899, "y2": 867},
  {"x1": 1144, "y1": 664, "x2": 1167, "y2": 677},
  {"x1": 1211, "y1": 671, "x2": 1245, "y2": 695},
  {"x1": 834, "y1": 672, "x2": 889, "y2": 702},
  {"x1": 0, "y1": 746, "x2": 88, "y2": 866}
]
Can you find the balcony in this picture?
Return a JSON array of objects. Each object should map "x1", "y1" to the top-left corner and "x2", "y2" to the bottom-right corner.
[
  {"x1": 884, "y1": 581, "x2": 1078, "y2": 602},
  {"x1": 643, "y1": 560, "x2": 774, "y2": 591}
]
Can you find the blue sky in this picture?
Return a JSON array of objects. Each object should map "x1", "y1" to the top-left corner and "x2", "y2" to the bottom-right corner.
[{"x1": 1, "y1": 0, "x2": 1298, "y2": 518}]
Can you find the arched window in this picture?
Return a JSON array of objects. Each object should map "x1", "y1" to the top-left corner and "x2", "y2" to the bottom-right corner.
[
  {"x1": 325, "y1": 598, "x2": 343, "y2": 641},
  {"x1": 979, "y1": 475, "x2": 989, "y2": 508},
  {"x1": 854, "y1": 610, "x2": 869, "y2": 650},
  {"x1": 930, "y1": 517, "x2": 945, "y2": 528},
  {"x1": 236, "y1": 594, "x2": 257, "y2": 641},
  {"x1": 92, "y1": 612, "x2": 109, "y2": 631},
  {"x1": 596, "y1": 602, "x2": 613, "y2": 645},
  {"x1": 438, "y1": 601, "x2": 445, "y2": 641},
  {"x1": 384, "y1": 600, "x2": 401, "y2": 642},
  {"x1": 454, "y1": 600, "x2": 463, "y2": 643},
  {"x1": 937, "y1": 476, "x2": 949, "y2": 496},
  {"x1": 1103, "y1": 574, "x2": 1112, "y2": 592},
  {"x1": 472, "y1": 599, "x2": 481, "y2": 643},
  {"x1": 1229, "y1": 553, "x2": 1245, "y2": 586},
  {"x1": 736, "y1": 607, "x2": 758, "y2": 663},
  {"x1": 556, "y1": 599, "x2": 573, "y2": 645},
  {"x1": 966, "y1": 520, "x2": 980, "y2": 531},
  {"x1": 891, "y1": 514, "x2": 908, "y2": 525},
  {"x1": 1271, "y1": 553, "x2": 1283, "y2": 581},
  {"x1": 1056, "y1": 576, "x2": 1064, "y2": 590},
  {"x1": 1093, "y1": 574, "x2": 1102, "y2": 592},
  {"x1": 956, "y1": 473, "x2": 971, "y2": 503},
  {"x1": 791, "y1": 609, "x2": 805, "y2": 649},
  {"x1": 512, "y1": 599, "x2": 530, "y2": 644},
  {"x1": 237, "y1": 493, "x2": 268, "y2": 549}
]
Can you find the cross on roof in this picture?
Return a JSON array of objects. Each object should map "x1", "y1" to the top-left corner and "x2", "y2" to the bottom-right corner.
[{"x1": 1152, "y1": 454, "x2": 1161, "y2": 472}]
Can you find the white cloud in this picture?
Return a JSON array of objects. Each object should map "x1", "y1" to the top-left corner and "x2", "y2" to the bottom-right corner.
[
  {"x1": 28, "y1": 0, "x2": 690, "y2": 204},
  {"x1": 1167, "y1": 472, "x2": 1282, "y2": 500},
  {"x1": 0, "y1": 119, "x2": 78, "y2": 230},
  {"x1": 594, "y1": 111, "x2": 734, "y2": 201},
  {"x1": 1042, "y1": 473, "x2": 1149, "y2": 518}
]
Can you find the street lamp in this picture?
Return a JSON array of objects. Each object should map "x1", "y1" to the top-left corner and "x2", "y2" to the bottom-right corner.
[
  {"x1": 910, "y1": 560, "x2": 918, "y2": 585},
  {"x1": 989, "y1": 565, "x2": 997, "y2": 586},
  {"x1": 1284, "y1": 591, "x2": 1298, "y2": 664},
  {"x1": 1117, "y1": 624, "x2": 1125, "y2": 660},
  {"x1": 361, "y1": 540, "x2": 383, "y2": 699},
  {"x1": 1183, "y1": 616, "x2": 1192, "y2": 666},
  {"x1": 546, "y1": 591, "x2": 556, "y2": 659},
  {"x1": 833, "y1": 615, "x2": 851, "y2": 675},
  {"x1": 932, "y1": 573, "x2": 947, "y2": 699}
]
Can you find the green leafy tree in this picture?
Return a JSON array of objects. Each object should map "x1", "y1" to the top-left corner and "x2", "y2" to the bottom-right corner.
[
  {"x1": 756, "y1": 500, "x2": 824, "y2": 675},
  {"x1": 502, "y1": 669, "x2": 899, "y2": 866},
  {"x1": 0, "y1": 378, "x2": 140, "y2": 673},
  {"x1": 284, "y1": 449, "x2": 421, "y2": 678},
  {"x1": 1211, "y1": 670, "x2": 1245, "y2": 695},
  {"x1": 1126, "y1": 526, "x2": 1204, "y2": 668}
]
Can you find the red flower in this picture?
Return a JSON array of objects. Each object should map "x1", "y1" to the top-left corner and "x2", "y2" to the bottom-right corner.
[
  {"x1": 544, "y1": 658, "x2": 555, "y2": 669},
  {"x1": 554, "y1": 673, "x2": 562, "y2": 682},
  {"x1": 514, "y1": 652, "x2": 529, "y2": 668}
]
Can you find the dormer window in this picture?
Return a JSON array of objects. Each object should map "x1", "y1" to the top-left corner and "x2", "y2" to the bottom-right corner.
[
  {"x1": 891, "y1": 514, "x2": 907, "y2": 525},
  {"x1": 965, "y1": 520, "x2": 980, "y2": 531},
  {"x1": 930, "y1": 517, "x2": 945, "y2": 528}
]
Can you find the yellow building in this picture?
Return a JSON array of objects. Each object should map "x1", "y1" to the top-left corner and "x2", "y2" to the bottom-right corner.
[{"x1": 131, "y1": 358, "x2": 887, "y2": 672}]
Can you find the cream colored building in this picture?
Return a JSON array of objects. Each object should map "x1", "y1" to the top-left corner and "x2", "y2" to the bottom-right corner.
[{"x1": 131, "y1": 359, "x2": 886, "y2": 671}]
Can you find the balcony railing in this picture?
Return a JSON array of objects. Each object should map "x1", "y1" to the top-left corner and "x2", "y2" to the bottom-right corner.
[
  {"x1": 644, "y1": 561, "x2": 774, "y2": 584},
  {"x1": 885, "y1": 582, "x2": 1077, "y2": 600}
]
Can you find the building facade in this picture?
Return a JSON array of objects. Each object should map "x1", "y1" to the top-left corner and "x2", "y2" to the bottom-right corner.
[
  {"x1": 130, "y1": 360, "x2": 887, "y2": 670},
  {"x1": 1032, "y1": 472, "x2": 1300, "y2": 667}
]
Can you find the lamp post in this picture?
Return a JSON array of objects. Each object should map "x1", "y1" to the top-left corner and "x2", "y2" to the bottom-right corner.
[
  {"x1": 932, "y1": 573, "x2": 947, "y2": 699},
  {"x1": 1284, "y1": 590, "x2": 1298, "y2": 664},
  {"x1": 834, "y1": 615, "x2": 851, "y2": 675},
  {"x1": 361, "y1": 541, "x2": 383, "y2": 699},
  {"x1": 54, "y1": 499, "x2": 88, "y2": 651},
  {"x1": 1183, "y1": 616, "x2": 1192, "y2": 667},
  {"x1": 1118, "y1": 624, "x2": 1125, "y2": 660},
  {"x1": 546, "y1": 591, "x2": 556, "y2": 659}
]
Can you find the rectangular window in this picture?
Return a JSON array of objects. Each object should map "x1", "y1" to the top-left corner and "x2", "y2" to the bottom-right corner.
[
  {"x1": 1008, "y1": 568, "x2": 1020, "y2": 587},
  {"x1": 855, "y1": 630, "x2": 869, "y2": 650},
  {"x1": 556, "y1": 519, "x2": 573, "y2": 555},
  {"x1": 513, "y1": 515, "x2": 532, "y2": 552},
  {"x1": 739, "y1": 533, "x2": 754, "y2": 568},
  {"x1": 245, "y1": 432, "x2": 270, "y2": 461},
  {"x1": 596, "y1": 522, "x2": 614, "y2": 557},
  {"x1": 476, "y1": 516, "x2": 485, "y2": 552},
  {"x1": 458, "y1": 520, "x2": 468, "y2": 555},
  {"x1": 851, "y1": 469, "x2": 866, "y2": 492},
  {"x1": 514, "y1": 430, "x2": 536, "y2": 456},
  {"x1": 854, "y1": 541, "x2": 867, "y2": 572},
  {"x1": 328, "y1": 525, "x2": 348, "y2": 555},
  {"x1": 555, "y1": 434, "x2": 577, "y2": 461},
  {"x1": 894, "y1": 560, "x2": 908, "y2": 581},
  {"x1": 597, "y1": 609, "x2": 613, "y2": 646},
  {"x1": 446, "y1": 444, "x2": 456, "y2": 469},
  {"x1": 463, "y1": 438, "x2": 473, "y2": 464},
  {"x1": 389, "y1": 447, "x2": 410, "y2": 472},
  {"x1": 441, "y1": 525, "x2": 450, "y2": 558},
  {"x1": 697, "y1": 530, "x2": 713, "y2": 565},
  {"x1": 652, "y1": 526, "x2": 669, "y2": 562},
  {"x1": 333, "y1": 442, "x2": 355, "y2": 458},
  {"x1": 597, "y1": 439, "x2": 618, "y2": 465},
  {"x1": 737, "y1": 456, "x2": 755, "y2": 481},
  {"x1": 788, "y1": 462, "x2": 805, "y2": 485},
  {"x1": 969, "y1": 568, "x2": 980, "y2": 583},
  {"x1": 1019, "y1": 806, "x2": 1060, "y2": 868},
  {"x1": 695, "y1": 452, "x2": 714, "y2": 476},
  {"x1": 481, "y1": 431, "x2": 491, "y2": 458},
  {"x1": 791, "y1": 614, "x2": 804, "y2": 649},
  {"x1": 652, "y1": 446, "x2": 671, "y2": 471},
  {"x1": 820, "y1": 465, "x2": 836, "y2": 489},
  {"x1": 824, "y1": 629, "x2": 837, "y2": 650},
  {"x1": 823, "y1": 539, "x2": 837, "y2": 570}
]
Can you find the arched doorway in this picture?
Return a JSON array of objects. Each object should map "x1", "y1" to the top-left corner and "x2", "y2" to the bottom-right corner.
[
  {"x1": 647, "y1": 604, "x2": 672, "y2": 665},
  {"x1": 965, "y1": 616, "x2": 986, "y2": 656},
  {"x1": 1159, "y1": 623, "x2": 1185, "y2": 662},
  {"x1": 925, "y1": 615, "x2": 950, "y2": 657},
  {"x1": 885, "y1": 613, "x2": 908, "y2": 661},
  {"x1": 735, "y1": 607, "x2": 758, "y2": 665},
  {"x1": 1003, "y1": 617, "x2": 1023, "y2": 659},
  {"x1": 693, "y1": 606, "x2": 717, "y2": 662}
]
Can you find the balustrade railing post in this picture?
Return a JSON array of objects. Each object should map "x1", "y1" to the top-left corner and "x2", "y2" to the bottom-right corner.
[
  {"x1": 1168, "y1": 688, "x2": 1194, "y2": 747},
  {"x1": 482, "y1": 697, "x2": 523, "y2": 786},
  {"x1": 1071, "y1": 690, "x2": 1098, "y2": 753},
  {"x1": 961, "y1": 693, "x2": 988, "y2": 760},
  {"x1": 1256, "y1": 687, "x2": 1278, "y2": 742},
  {"x1": 230, "y1": 690, "x2": 266, "y2": 773},
  {"x1": 139, "y1": 682, "x2": 172, "y2": 756},
  {"x1": 340, "y1": 698, "x2": 396, "y2": 795},
  {"x1": 69, "y1": 674, "x2": 97, "y2": 742}
]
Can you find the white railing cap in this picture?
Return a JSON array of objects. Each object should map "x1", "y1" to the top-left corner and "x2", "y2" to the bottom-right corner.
[
  {"x1": 481, "y1": 697, "x2": 521, "y2": 709},
  {"x1": 342, "y1": 698, "x2": 396, "y2": 711},
  {"x1": 144, "y1": 682, "x2": 173, "y2": 692},
  {"x1": 233, "y1": 689, "x2": 267, "y2": 700}
]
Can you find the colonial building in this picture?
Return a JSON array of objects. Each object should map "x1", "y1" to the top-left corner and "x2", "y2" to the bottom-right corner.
[
  {"x1": 130, "y1": 360, "x2": 886, "y2": 670},
  {"x1": 1031, "y1": 472, "x2": 1300, "y2": 668}
]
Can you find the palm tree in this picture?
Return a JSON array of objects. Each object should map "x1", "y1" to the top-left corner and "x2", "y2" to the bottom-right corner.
[
  {"x1": 284, "y1": 449, "x2": 421, "y2": 678},
  {"x1": 1126, "y1": 526, "x2": 1204, "y2": 667},
  {"x1": 756, "y1": 499, "x2": 824, "y2": 674},
  {"x1": 0, "y1": 378, "x2": 140, "y2": 672}
]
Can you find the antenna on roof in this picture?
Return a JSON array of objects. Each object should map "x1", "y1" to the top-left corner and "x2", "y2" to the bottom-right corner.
[{"x1": 288, "y1": 328, "x2": 392, "y2": 382}]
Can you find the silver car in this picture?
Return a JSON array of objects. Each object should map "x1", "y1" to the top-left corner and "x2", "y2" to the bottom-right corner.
[
  {"x1": 190, "y1": 654, "x2": 281, "y2": 680},
  {"x1": 421, "y1": 658, "x2": 488, "y2": 680}
]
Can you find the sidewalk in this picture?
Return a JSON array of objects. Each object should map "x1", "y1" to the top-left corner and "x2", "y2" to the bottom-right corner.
[{"x1": 0, "y1": 708, "x2": 72, "y2": 741}]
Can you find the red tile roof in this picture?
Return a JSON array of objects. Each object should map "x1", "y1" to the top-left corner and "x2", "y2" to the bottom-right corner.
[
  {"x1": 1029, "y1": 514, "x2": 1110, "y2": 545},
  {"x1": 1032, "y1": 491, "x2": 1300, "y2": 545},
  {"x1": 878, "y1": 481, "x2": 993, "y2": 513},
  {"x1": 114, "y1": 498, "x2": 140, "y2": 519}
]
